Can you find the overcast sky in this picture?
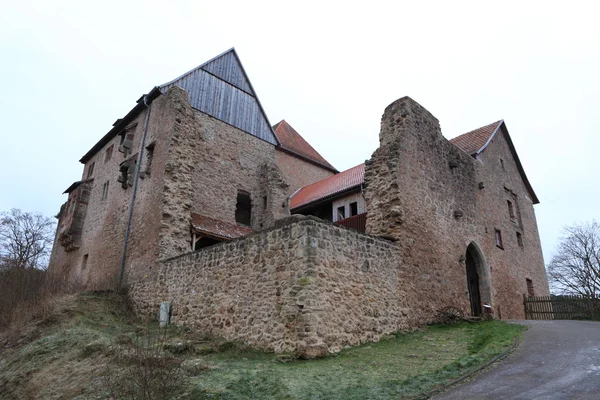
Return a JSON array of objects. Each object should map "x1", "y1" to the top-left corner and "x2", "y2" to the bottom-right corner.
[{"x1": 1, "y1": 1, "x2": 598, "y2": 264}]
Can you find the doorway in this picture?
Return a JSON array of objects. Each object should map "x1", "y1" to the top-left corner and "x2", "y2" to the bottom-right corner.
[{"x1": 465, "y1": 248, "x2": 482, "y2": 316}]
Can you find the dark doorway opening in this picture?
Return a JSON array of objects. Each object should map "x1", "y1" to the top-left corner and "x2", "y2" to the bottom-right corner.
[{"x1": 466, "y1": 248, "x2": 482, "y2": 316}]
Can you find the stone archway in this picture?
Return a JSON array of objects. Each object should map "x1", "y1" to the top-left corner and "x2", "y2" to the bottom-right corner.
[{"x1": 465, "y1": 242, "x2": 492, "y2": 317}]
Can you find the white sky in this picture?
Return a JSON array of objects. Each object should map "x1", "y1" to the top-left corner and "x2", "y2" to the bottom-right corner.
[{"x1": 1, "y1": 0, "x2": 598, "y2": 264}]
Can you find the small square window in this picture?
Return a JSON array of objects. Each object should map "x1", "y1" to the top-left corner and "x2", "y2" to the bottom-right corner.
[
  {"x1": 495, "y1": 229, "x2": 503, "y2": 249},
  {"x1": 516, "y1": 232, "x2": 523, "y2": 247}
]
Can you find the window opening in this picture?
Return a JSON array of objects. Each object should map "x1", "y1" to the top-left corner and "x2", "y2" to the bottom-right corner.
[
  {"x1": 507, "y1": 200, "x2": 515, "y2": 220},
  {"x1": 144, "y1": 143, "x2": 154, "y2": 176},
  {"x1": 516, "y1": 232, "x2": 523, "y2": 247},
  {"x1": 235, "y1": 191, "x2": 252, "y2": 226},
  {"x1": 263, "y1": 196, "x2": 268, "y2": 210},
  {"x1": 81, "y1": 254, "x2": 89, "y2": 270},
  {"x1": 500, "y1": 158, "x2": 505, "y2": 170},
  {"x1": 105, "y1": 144, "x2": 114, "y2": 163},
  {"x1": 87, "y1": 162, "x2": 95, "y2": 178},
  {"x1": 336, "y1": 206, "x2": 345, "y2": 221},
  {"x1": 495, "y1": 229, "x2": 503, "y2": 249},
  {"x1": 526, "y1": 278, "x2": 534, "y2": 297},
  {"x1": 101, "y1": 181, "x2": 109, "y2": 201},
  {"x1": 349, "y1": 202, "x2": 358, "y2": 217}
]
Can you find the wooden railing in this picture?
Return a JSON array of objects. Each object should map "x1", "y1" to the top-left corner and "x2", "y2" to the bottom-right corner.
[{"x1": 334, "y1": 213, "x2": 367, "y2": 233}]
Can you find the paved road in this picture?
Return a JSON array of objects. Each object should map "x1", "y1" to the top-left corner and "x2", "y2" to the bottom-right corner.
[{"x1": 434, "y1": 320, "x2": 600, "y2": 400}]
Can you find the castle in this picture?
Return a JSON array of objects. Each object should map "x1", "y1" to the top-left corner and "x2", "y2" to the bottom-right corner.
[{"x1": 48, "y1": 49, "x2": 549, "y2": 357}]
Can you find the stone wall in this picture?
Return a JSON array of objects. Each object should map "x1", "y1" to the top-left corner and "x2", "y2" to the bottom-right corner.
[
  {"x1": 275, "y1": 149, "x2": 336, "y2": 195},
  {"x1": 473, "y1": 126, "x2": 549, "y2": 317},
  {"x1": 364, "y1": 96, "x2": 549, "y2": 320},
  {"x1": 133, "y1": 216, "x2": 411, "y2": 358},
  {"x1": 48, "y1": 88, "x2": 178, "y2": 289}
]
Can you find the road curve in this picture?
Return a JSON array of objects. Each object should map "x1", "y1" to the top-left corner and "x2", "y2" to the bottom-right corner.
[{"x1": 433, "y1": 320, "x2": 600, "y2": 400}]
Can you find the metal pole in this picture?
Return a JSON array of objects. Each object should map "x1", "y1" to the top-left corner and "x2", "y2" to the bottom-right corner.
[{"x1": 119, "y1": 96, "x2": 153, "y2": 287}]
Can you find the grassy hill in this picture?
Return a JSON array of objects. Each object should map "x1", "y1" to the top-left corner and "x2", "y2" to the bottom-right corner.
[{"x1": 0, "y1": 292, "x2": 525, "y2": 399}]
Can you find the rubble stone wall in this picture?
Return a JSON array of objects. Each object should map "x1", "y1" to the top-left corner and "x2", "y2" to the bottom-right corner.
[
  {"x1": 364, "y1": 96, "x2": 549, "y2": 320},
  {"x1": 133, "y1": 216, "x2": 411, "y2": 358}
]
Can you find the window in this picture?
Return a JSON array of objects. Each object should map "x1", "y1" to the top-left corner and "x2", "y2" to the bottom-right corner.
[
  {"x1": 235, "y1": 191, "x2": 251, "y2": 226},
  {"x1": 81, "y1": 254, "x2": 89, "y2": 270},
  {"x1": 105, "y1": 145, "x2": 114, "y2": 163},
  {"x1": 87, "y1": 162, "x2": 95, "y2": 178},
  {"x1": 119, "y1": 125, "x2": 136, "y2": 156},
  {"x1": 349, "y1": 202, "x2": 358, "y2": 217},
  {"x1": 526, "y1": 278, "x2": 534, "y2": 297},
  {"x1": 336, "y1": 206, "x2": 345, "y2": 221},
  {"x1": 495, "y1": 229, "x2": 503, "y2": 249},
  {"x1": 516, "y1": 232, "x2": 523, "y2": 247},
  {"x1": 144, "y1": 143, "x2": 155, "y2": 176},
  {"x1": 507, "y1": 200, "x2": 515, "y2": 220},
  {"x1": 101, "y1": 181, "x2": 109, "y2": 201},
  {"x1": 263, "y1": 196, "x2": 268, "y2": 210},
  {"x1": 500, "y1": 158, "x2": 505, "y2": 170}
]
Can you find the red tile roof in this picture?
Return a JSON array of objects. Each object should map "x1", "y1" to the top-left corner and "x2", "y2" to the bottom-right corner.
[
  {"x1": 449, "y1": 121, "x2": 503, "y2": 155},
  {"x1": 273, "y1": 120, "x2": 337, "y2": 171},
  {"x1": 290, "y1": 164, "x2": 364, "y2": 210},
  {"x1": 190, "y1": 213, "x2": 253, "y2": 240}
]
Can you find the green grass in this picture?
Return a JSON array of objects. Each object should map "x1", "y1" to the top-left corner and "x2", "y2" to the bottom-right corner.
[
  {"x1": 0, "y1": 292, "x2": 525, "y2": 399},
  {"x1": 188, "y1": 322, "x2": 524, "y2": 399}
]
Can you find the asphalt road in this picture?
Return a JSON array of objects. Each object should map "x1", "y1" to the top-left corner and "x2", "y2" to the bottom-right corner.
[{"x1": 434, "y1": 320, "x2": 600, "y2": 400}]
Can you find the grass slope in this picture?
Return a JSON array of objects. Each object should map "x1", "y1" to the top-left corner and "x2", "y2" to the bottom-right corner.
[{"x1": 0, "y1": 292, "x2": 525, "y2": 399}]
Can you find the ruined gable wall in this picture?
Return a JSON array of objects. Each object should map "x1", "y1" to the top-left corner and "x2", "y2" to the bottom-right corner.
[
  {"x1": 275, "y1": 149, "x2": 336, "y2": 195},
  {"x1": 364, "y1": 97, "x2": 482, "y2": 320},
  {"x1": 132, "y1": 216, "x2": 409, "y2": 358},
  {"x1": 474, "y1": 130, "x2": 549, "y2": 318}
]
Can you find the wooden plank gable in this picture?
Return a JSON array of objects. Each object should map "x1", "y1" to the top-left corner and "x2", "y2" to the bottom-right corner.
[{"x1": 159, "y1": 49, "x2": 278, "y2": 146}]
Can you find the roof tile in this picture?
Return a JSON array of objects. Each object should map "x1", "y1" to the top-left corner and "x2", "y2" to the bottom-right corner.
[
  {"x1": 190, "y1": 213, "x2": 252, "y2": 240},
  {"x1": 273, "y1": 120, "x2": 336, "y2": 171},
  {"x1": 449, "y1": 121, "x2": 502, "y2": 155},
  {"x1": 290, "y1": 164, "x2": 364, "y2": 210}
]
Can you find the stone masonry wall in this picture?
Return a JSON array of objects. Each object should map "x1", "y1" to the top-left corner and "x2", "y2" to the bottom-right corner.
[
  {"x1": 473, "y1": 127, "x2": 550, "y2": 318},
  {"x1": 275, "y1": 149, "x2": 336, "y2": 195},
  {"x1": 133, "y1": 216, "x2": 409, "y2": 358},
  {"x1": 363, "y1": 96, "x2": 549, "y2": 320},
  {"x1": 364, "y1": 97, "x2": 481, "y2": 321},
  {"x1": 48, "y1": 89, "x2": 179, "y2": 290}
]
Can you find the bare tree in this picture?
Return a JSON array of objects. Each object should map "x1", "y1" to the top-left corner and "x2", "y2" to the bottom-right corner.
[
  {"x1": 0, "y1": 209, "x2": 56, "y2": 270},
  {"x1": 547, "y1": 220, "x2": 600, "y2": 297}
]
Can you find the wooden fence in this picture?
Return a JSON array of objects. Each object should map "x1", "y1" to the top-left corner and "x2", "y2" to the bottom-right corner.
[{"x1": 523, "y1": 294, "x2": 600, "y2": 320}]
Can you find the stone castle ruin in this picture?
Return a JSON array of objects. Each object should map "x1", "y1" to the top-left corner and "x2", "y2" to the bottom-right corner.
[{"x1": 49, "y1": 49, "x2": 549, "y2": 357}]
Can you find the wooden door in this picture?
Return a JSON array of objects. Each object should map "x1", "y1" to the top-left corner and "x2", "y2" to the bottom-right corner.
[{"x1": 466, "y1": 251, "x2": 482, "y2": 316}]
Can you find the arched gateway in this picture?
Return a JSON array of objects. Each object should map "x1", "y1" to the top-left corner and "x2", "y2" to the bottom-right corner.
[{"x1": 465, "y1": 242, "x2": 492, "y2": 317}]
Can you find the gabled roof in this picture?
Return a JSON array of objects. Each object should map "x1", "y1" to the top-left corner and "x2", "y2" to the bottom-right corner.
[
  {"x1": 449, "y1": 120, "x2": 539, "y2": 204},
  {"x1": 80, "y1": 48, "x2": 277, "y2": 164},
  {"x1": 159, "y1": 48, "x2": 278, "y2": 146},
  {"x1": 273, "y1": 120, "x2": 337, "y2": 172},
  {"x1": 449, "y1": 121, "x2": 503, "y2": 155},
  {"x1": 190, "y1": 213, "x2": 253, "y2": 240},
  {"x1": 290, "y1": 163, "x2": 364, "y2": 210}
]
